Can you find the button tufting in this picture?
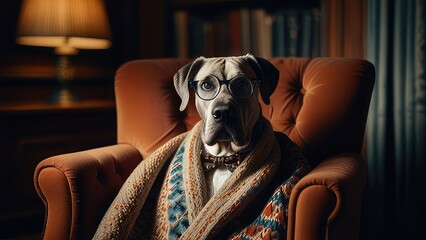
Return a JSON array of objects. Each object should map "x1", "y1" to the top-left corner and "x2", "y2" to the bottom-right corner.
[
  {"x1": 300, "y1": 88, "x2": 306, "y2": 95},
  {"x1": 290, "y1": 115, "x2": 297, "y2": 124}
]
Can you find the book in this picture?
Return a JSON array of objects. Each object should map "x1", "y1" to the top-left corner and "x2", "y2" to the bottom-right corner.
[
  {"x1": 174, "y1": 11, "x2": 189, "y2": 58},
  {"x1": 285, "y1": 9, "x2": 300, "y2": 56},
  {"x1": 301, "y1": 9, "x2": 313, "y2": 57},
  {"x1": 272, "y1": 10, "x2": 286, "y2": 57},
  {"x1": 312, "y1": 8, "x2": 322, "y2": 57},
  {"x1": 188, "y1": 14, "x2": 205, "y2": 57},
  {"x1": 229, "y1": 10, "x2": 242, "y2": 56},
  {"x1": 240, "y1": 8, "x2": 251, "y2": 55},
  {"x1": 215, "y1": 13, "x2": 229, "y2": 57},
  {"x1": 251, "y1": 9, "x2": 273, "y2": 58}
]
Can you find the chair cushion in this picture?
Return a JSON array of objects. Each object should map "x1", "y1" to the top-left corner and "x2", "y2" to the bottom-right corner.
[{"x1": 265, "y1": 57, "x2": 374, "y2": 165}]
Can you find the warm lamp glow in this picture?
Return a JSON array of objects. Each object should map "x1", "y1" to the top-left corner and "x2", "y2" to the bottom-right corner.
[
  {"x1": 15, "y1": 0, "x2": 112, "y2": 103},
  {"x1": 16, "y1": 0, "x2": 112, "y2": 53},
  {"x1": 16, "y1": 36, "x2": 111, "y2": 49}
]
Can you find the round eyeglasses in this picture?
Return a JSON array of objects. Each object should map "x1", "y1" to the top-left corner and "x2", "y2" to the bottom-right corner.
[{"x1": 189, "y1": 75, "x2": 260, "y2": 101}]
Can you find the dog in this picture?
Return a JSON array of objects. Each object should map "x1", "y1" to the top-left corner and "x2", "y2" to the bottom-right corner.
[{"x1": 174, "y1": 54, "x2": 279, "y2": 198}]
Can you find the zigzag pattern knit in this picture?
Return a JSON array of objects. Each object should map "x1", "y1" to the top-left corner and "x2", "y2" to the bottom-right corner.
[{"x1": 167, "y1": 146, "x2": 189, "y2": 239}]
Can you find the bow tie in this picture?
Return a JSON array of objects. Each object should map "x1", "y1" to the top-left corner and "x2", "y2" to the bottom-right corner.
[{"x1": 201, "y1": 149, "x2": 241, "y2": 172}]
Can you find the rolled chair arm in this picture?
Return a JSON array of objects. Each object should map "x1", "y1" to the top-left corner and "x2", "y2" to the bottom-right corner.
[
  {"x1": 34, "y1": 144, "x2": 143, "y2": 240},
  {"x1": 287, "y1": 153, "x2": 367, "y2": 240}
]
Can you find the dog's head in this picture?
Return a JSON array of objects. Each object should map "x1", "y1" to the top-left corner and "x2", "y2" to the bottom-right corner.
[{"x1": 174, "y1": 54, "x2": 279, "y2": 153}]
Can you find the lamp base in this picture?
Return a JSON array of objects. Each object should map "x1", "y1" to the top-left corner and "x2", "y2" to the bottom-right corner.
[
  {"x1": 47, "y1": 55, "x2": 80, "y2": 103},
  {"x1": 47, "y1": 87, "x2": 80, "y2": 103}
]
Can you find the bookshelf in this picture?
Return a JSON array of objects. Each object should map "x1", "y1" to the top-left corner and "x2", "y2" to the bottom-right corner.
[{"x1": 171, "y1": 0, "x2": 322, "y2": 58}]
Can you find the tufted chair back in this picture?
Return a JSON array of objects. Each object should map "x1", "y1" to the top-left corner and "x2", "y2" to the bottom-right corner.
[
  {"x1": 115, "y1": 57, "x2": 374, "y2": 166},
  {"x1": 115, "y1": 58, "x2": 197, "y2": 158}
]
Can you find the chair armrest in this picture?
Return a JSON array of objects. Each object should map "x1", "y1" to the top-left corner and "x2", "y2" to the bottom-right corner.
[
  {"x1": 287, "y1": 153, "x2": 367, "y2": 240},
  {"x1": 34, "y1": 144, "x2": 143, "y2": 240}
]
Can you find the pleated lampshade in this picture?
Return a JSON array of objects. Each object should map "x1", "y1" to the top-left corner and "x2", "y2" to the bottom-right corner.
[{"x1": 16, "y1": 0, "x2": 112, "y2": 55}]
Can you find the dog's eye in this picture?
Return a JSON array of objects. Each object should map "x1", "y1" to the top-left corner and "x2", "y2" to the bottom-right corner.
[
  {"x1": 234, "y1": 78, "x2": 250, "y2": 89},
  {"x1": 232, "y1": 77, "x2": 251, "y2": 91},
  {"x1": 230, "y1": 77, "x2": 253, "y2": 98},
  {"x1": 200, "y1": 81, "x2": 214, "y2": 91}
]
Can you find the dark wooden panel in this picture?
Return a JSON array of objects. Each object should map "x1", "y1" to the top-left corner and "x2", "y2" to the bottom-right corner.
[{"x1": 0, "y1": 100, "x2": 117, "y2": 238}]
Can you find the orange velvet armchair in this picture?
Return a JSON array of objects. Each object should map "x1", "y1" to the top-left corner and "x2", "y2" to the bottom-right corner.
[{"x1": 34, "y1": 57, "x2": 374, "y2": 239}]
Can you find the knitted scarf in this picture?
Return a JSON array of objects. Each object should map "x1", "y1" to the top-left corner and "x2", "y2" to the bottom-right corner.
[{"x1": 93, "y1": 118, "x2": 309, "y2": 239}]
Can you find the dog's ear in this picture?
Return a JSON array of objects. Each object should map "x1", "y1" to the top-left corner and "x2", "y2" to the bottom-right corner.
[
  {"x1": 173, "y1": 57, "x2": 206, "y2": 111},
  {"x1": 244, "y1": 54, "x2": 279, "y2": 105}
]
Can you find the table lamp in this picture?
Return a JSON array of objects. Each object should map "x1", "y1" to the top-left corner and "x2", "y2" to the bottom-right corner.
[{"x1": 16, "y1": 0, "x2": 112, "y2": 103}]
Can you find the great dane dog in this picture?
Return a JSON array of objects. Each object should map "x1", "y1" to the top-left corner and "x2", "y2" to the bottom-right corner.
[{"x1": 173, "y1": 54, "x2": 280, "y2": 198}]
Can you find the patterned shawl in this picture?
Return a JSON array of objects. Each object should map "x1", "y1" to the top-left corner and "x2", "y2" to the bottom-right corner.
[{"x1": 93, "y1": 118, "x2": 310, "y2": 239}]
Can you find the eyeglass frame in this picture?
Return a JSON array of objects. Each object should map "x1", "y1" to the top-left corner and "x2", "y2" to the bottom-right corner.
[{"x1": 188, "y1": 75, "x2": 261, "y2": 101}]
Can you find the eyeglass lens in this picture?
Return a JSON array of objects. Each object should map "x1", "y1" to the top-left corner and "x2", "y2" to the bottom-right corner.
[{"x1": 195, "y1": 76, "x2": 254, "y2": 100}]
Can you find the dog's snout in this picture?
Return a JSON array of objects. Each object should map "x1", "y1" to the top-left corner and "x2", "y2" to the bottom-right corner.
[{"x1": 212, "y1": 104, "x2": 236, "y2": 121}]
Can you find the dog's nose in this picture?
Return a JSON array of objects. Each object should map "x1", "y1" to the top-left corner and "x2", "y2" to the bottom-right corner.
[
  {"x1": 212, "y1": 104, "x2": 235, "y2": 121},
  {"x1": 212, "y1": 108, "x2": 224, "y2": 121}
]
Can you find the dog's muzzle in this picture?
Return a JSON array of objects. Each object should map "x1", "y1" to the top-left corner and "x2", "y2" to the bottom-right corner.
[{"x1": 203, "y1": 98, "x2": 247, "y2": 145}]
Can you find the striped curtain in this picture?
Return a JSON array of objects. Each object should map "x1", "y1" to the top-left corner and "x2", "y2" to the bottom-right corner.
[{"x1": 365, "y1": 0, "x2": 426, "y2": 238}]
